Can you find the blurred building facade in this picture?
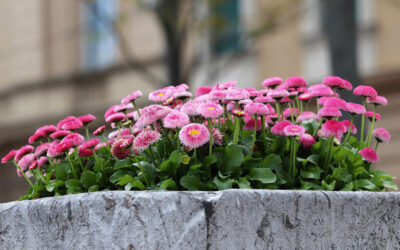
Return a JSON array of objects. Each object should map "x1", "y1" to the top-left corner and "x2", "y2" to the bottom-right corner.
[{"x1": 0, "y1": 0, "x2": 399, "y2": 201}]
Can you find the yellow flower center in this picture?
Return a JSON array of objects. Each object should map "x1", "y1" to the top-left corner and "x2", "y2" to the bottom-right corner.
[
  {"x1": 157, "y1": 93, "x2": 164, "y2": 96},
  {"x1": 207, "y1": 107, "x2": 215, "y2": 110},
  {"x1": 189, "y1": 129, "x2": 199, "y2": 135}
]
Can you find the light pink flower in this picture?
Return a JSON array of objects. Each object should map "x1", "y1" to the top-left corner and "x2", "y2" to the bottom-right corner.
[
  {"x1": 283, "y1": 108, "x2": 299, "y2": 119},
  {"x1": 345, "y1": 102, "x2": 366, "y2": 115},
  {"x1": 359, "y1": 148, "x2": 379, "y2": 163},
  {"x1": 310, "y1": 86, "x2": 334, "y2": 97},
  {"x1": 218, "y1": 80, "x2": 237, "y2": 89},
  {"x1": 181, "y1": 100, "x2": 201, "y2": 116},
  {"x1": 62, "y1": 133, "x2": 85, "y2": 147},
  {"x1": 18, "y1": 153, "x2": 35, "y2": 172},
  {"x1": 37, "y1": 156, "x2": 48, "y2": 169},
  {"x1": 135, "y1": 105, "x2": 171, "y2": 129},
  {"x1": 321, "y1": 120, "x2": 346, "y2": 139},
  {"x1": 244, "y1": 102, "x2": 271, "y2": 116},
  {"x1": 121, "y1": 90, "x2": 143, "y2": 104},
  {"x1": 279, "y1": 97, "x2": 293, "y2": 104},
  {"x1": 196, "y1": 86, "x2": 213, "y2": 97},
  {"x1": 367, "y1": 96, "x2": 388, "y2": 106},
  {"x1": 353, "y1": 85, "x2": 378, "y2": 98},
  {"x1": 105, "y1": 112, "x2": 126, "y2": 123},
  {"x1": 284, "y1": 76, "x2": 307, "y2": 88},
  {"x1": 226, "y1": 88, "x2": 250, "y2": 100},
  {"x1": 271, "y1": 121, "x2": 292, "y2": 136},
  {"x1": 108, "y1": 130, "x2": 119, "y2": 140},
  {"x1": 111, "y1": 137, "x2": 132, "y2": 159},
  {"x1": 198, "y1": 102, "x2": 224, "y2": 119},
  {"x1": 267, "y1": 89, "x2": 289, "y2": 99},
  {"x1": 212, "y1": 128, "x2": 224, "y2": 145},
  {"x1": 296, "y1": 112, "x2": 319, "y2": 123},
  {"x1": 78, "y1": 114, "x2": 96, "y2": 125},
  {"x1": 163, "y1": 110, "x2": 190, "y2": 129},
  {"x1": 93, "y1": 125, "x2": 106, "y2": 136},
  {"x1": 318, "y1": 107, "x2": 342, "y2": 118},
  {"x1": 14, "y1": 145, "x2": 34, "y2": 162},
  {"x1": 149, "y1": 88, "x2": 173, "y2": 102},
  {"x1": 373, "y1": 128, "x2": 391, "y2": 143},
  {"x1": 133, "y1": 129, "x2": 161, "y2": 150},
  {"x1": 254, "y1": 95, "x2": 276, "y2": 103},
  {"x1": 208, "y1": 90, "x2": 227, "y2": 101},
  {"x1": 94, "y1": 142, "x2": 108, "y2": 151},
  {"x1": 262, "y1": 77, "x2": 283, "y2": 88},
  {"x1": 299, "y1": 133, "x2": 315, "y2": 149},
  {"x1": 114, "y1": 103, "x2": 134, "y2": 112},
  {"x1": 179, "y1": 123, "x2": 210, "y2": 148},
  {"x1": 104, "y1": 105, "x2": 117, "y2": 119},
  {"x1": 47, "y1": 140, "x2": 62, "y2": 158},
  {"x1": 174, "y1": 91, "x2": 193, "y2": 99},
  {"x1": 50, "y1": 130, "x2": 71, "y2": 139},
  {"x1": 284, "y1": 125, "x2": 305, "y2": 136},
  {"x1": 1, "y1": 150, "x2": 17, "y2": 164},
  {"x1": 238, "y1": 99, "x2": 253, "y2": 106},
  {"x1": 34, "y1": 143, "x2": 51, "y2": 157}
]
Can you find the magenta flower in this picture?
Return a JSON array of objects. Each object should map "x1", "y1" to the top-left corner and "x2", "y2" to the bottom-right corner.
[
  {"x1": 345, "y1": 102, "x2": 366, "y2": 115},
  {"x1": 78, "y1": 114, "x2": 96, "y2": 125},
  {"x1": 309, "y1": 86, "x2": 334, "y2": 97},
  {"x1": 34, "y1": 143, "x2": 51, "y2": 157},
  {"x1": 179, "y1": 123, "x2": 210, "y2": 148},
  {"x1": 78, "y1": 148, "x2": 93, "y2": 157},
  {"x1": 299, "y1": 133, "x2": 315, "y2": 149},
  {"x1": 163, "y1": 110, "x2": 190, "y2": 129},
  {"x1": 195, "y1": 86, "x2": 213, "y2": 97},
  {"x1": 322, "y1": 76, "x2": 345, "y2": 88},
  {"x1": 50, "y1": 130, "x2": 71, "y2": 139},
  {"x1": 62, "y1": 133, "x2": 85, "y2": 147},
  {"x1": 94, "y1": 142, "x2": 108, "y2": 151},
  {"x1": 218, "y1": 80, "x2": 237, "y2": 89},
  {"x1": 373, "y1": 128, "x2": 391, "y2": 143},
  {"x1": 1, "y1": 150, "x2": 17, "y2": 164},
  {"x1": 121, "y1": 90, "x2": 143, "y2": 104},
  {"x1": 111, "y1": 137, "x2": 132, "y2": 159},
  {"x1": 46, "y1": 140, "x2": 62, "y2": 158},
  {"x1": 239, "y1": 99, "x2": 253, "y2": 106},
  {"x1": 341, "y1": 80, "x2": 353, "y2": 91},
  {"x1": 36, "y1": 125, "x2": 57, "y2": 136},
  {"x1": 318, "y1": 107, "x2": 342, "y2": 118},
  {"x1": 267, "y1": 89, "x2": 289, "y2": 99},
  {"x1": 283, "y1": 108, "x2": 299, "y2": 119},
  {"x1": 60, "y1": 117, "x2": 83, "y2": 130},
  {"x1": 366, "y1": 112, "x2": 381, "y2": 121},
  {"x1": 353, "y1": 85, "x2": 378, "y2": 98},
  {"x1": 323, "y1": 97, "x2": 347, "y2": 110},
  {"x1": 57, "y1": 116, "x2": 79, "y2": 130},
  {"x1": 262, "y1": 77, "x2": 283, "y2": 88},
  {"x1": 133, "y1": 129, "x2": 161, "y2": 150},
  {"x1": 299, "y1": 92, "x2": 313, "y2": 101},
  {"x1": 271, "y1": 121, "x2": 292, "y2": 136},
  {"x1": 283, "y1": 125, "x2": 305, "y2": 136},
  {"x1": 37, "y1": 156, "x2": 48, "y2": 169},
  {"x1": 135, "y1": 105, "x2": 171, "y2": 129},
  {"x1": 105, "y1": 112, "x2": 126, "y2": 123},
  {"x1": 18, "y1": 153, "x2": 35, "y2": 172},
  {"x1": 231, "y1": 108, "x2": 245, "y2": 117},
  {"x1": 29, "y1": 160, "x2": 38, "y2": 170},
  {"x1": 321, "y1": 120, "x2": 347, "y2": 139},
  {"x1": 209, "y1": 90, "x2": 227, "y2": 101},
  {"x1": 254, "y1": 95, "x2": 276, "y2": 103},
  {"x1": 244, "y1": 103, "x2": 271, "y2": 116},
  {"x1": 79, "y1": 138, "x2": 100, "y2": 150},
  {"x1": 93, "y1": 125, "x2": 106, "y2": 136},
  {"x1": 359, "y1": 148, "x2": 379, "y2": 163},
  {"x1": 14, "y1": 145, "x2": 34, "y2": 162},
  {"x1": 367, "y1": 96, "x2": 388, "y2": 106},
  {"x1": 198, "y1": 102, "x2": 224, "y2": 119},
  {"x1": 181, "y1": 100, "x2": 201, "y2": 116},
  {"x1": 284, "y1": 76, "x2": 307, "y2": 88},
  {"x1": 243, "y1": 118, "x2": 263, "y2": 131},
  {"x1": 279, "y1": 97, "x2": 293, "y2": 104},
  {"x1": 114, "y1": 103, "x2": 134, "y2": 112},
  {"x1": 28, "y1": 131, "x2": 46, "y2": 144},
  {"x1": 296, "y1": 112, "x2": 319, "y2": 123},
  {"x1": 341, "y1": 120, "x2": 357, "y2": 134},
  {"x1": 104, "y1": 105, "x2": 117, "y2": 120}
]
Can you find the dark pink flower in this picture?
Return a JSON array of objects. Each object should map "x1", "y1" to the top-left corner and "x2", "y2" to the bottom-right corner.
[
  {"x1": 78, "y1": 148, "x2": 94, "y2": 157},
  {"x1": 262, "y1": 77, "x2": 283, "y2": 88},
  {"x1": 62, "y1": 133, "x2": 85, "y2": 147},
  {"x1": 28, "y1": 131, "x2": 46, "y2": 144},
  {"x1": 111, "y1": 138, "x2": 132, "y2": 159},
  {"x1": 78, "y1": 114, "x2": 96, "y2": 125},
  {"x1": 50, "y1": 130, "x2": 71, "y2": 139},
  {"x1": 231, "y1": 108, "x2": 245, "y2": 117},
  {"x1": 105, "y1": 112, "x2": 126, "y2": 123},
  {"x1": 37, "y1": 156, "x2": 48, "y2": 169},
  {"x1": 212, "y1": 128, "x2": 224, "y2": 145},
  {"x1": 55, "y1": 140, "x2": 75, "y2": 153},
  {"x1": 345, "y1": 102, "x2": 366, "y2": 115},
  {"x1": 318, "y1": 107, "x2": 342, "y2": 118},
  {"x1": 254, "y1": 95, "x2": 276, "y2": 103},
  {"x1": 36, "y1": 125, "x2": 57, "y2": 136},
  {"x1": 353, "y1": 85, "x2": 378, "y2": 98},
  {"x1": 34, "y1": 143, "x2": 51, "y2": 157},
  {"x1": 366, "y1": 112, "x2": 381, "y2": 121},
  {"x1": 310, "y1": 86, "x2": 334, "y2": 97},
  {"x1": 271, "y1": 121, "x2": 292, "y2": 136},
  {"x1": 104, "y1": 105, "x2": 117, "y2": 119},
  {"x1": 243, "y1": 118, "x2": 263, "y2": 131},
  {"x1": 299, "y1": 92, "x2": 313, "y2": 101},
  {"x1": 359, "y1": 147, "x2": 379, "y2": 163},
  {"x1": 283, "y1": 108, "x2": 299, "y2": 119},
  {"x1": 321, "y1": 120, "x2": 347, "y2": 139},
  {"x1": 79, "y1": 138, "x2": 100, "y2": 150},
  {"x1": 299, "y1": 133, "x2": 315, "y2": 149},
  {"x1": 373, "y1": 128, "x2": 391, "y2": 143},
  {"x1": 1, "y1": 150, "x2": 17, "y2": 164},
  {"x1": 323, "y1": 97, "x2": 347, "y2": 110},
  {"x1": 62, "y1": 118, "x2": 83, "y2": 130},
  {"x1": 284, "y1": 76, "x2": 307, "y2": 88},
  {"x1": 94, "y1": 142, "x2": 108, "y2": 151},
  {"x1": 121, "y1": 90, "x2": 143, "y2": 104},
  {"x1": 18, "y1": 153, "x2": 35, "y2": 172},
  {"x1": 93, "y1": 125, "x2": 106, "y2": 136},
  {"x1": 279, "y1": 97, "x2": 293, "y2": 104},
  {"x1": 366, "y1": 96, "x2": 388, "y2": 106},
  {"x1": 29, "y1": 160, "x2": 38, "y2": 170},
  {"x1": 341, "y1": 120, "x2": 357, "y2": 134},
  {"x1": 14, "y1": 145, "x2": 34, "y2": 162},
  {"x1": 284, "y1": 125, "x2": 305, "y2": 136},
  {"x1": 179, "y1": 123, "x2": 210, "y2": 148},
  {"x1": 341, "y1": 80, "x2": 353, "y2": 91},
  {"x1": 47, "y1": 140, "x2": 63, "y2": 158},
  {"x1": 133, "y1": 129, "x2": 161, "y2": 150},
  {"x1": 195, "y1": 86, "x2": 213, "y2": 97},
  {"x1": 322, "y1": 76, "x2": 345, "y2": 88}
]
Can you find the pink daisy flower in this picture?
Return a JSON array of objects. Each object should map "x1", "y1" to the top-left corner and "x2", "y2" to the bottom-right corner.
[
  {"x1": 105, "y1": 112, "x2": 126, "y2": 123},
  {"x1": 310, "y1": 86, "x2": 334, "y2": 97},
  {"x1": 323, "y1": 97, "x2": 347, "y2": 110},
  {"x1": 279, "y1": 97, "x2": 293, "y2": 104},
  {"x1": 345, "y1": 102, "x2": 366, "y2": 115},
  {"x1": 149, "y1": 88, "x2": 173, "y2": 102},
  {"x1": 179, "y1": 123, "x2": 210, "y2": 148},
  {"x1": 18, "y1": 153, "x2": 35, "y2": 172},
  {"x1": 318, "y1": 107, "x2": 342, "y2": 118},
  {"x1": 28, "y1": 131, "x2": 46, "y2": 144},
  {"x1": 108, "y1": 130, "x2": 120, "y2": 140},
  {"x1": 14, "y1": 145, "x2": 34, "y2": 162},
  {"x1": 341, "y1": 80, "x2": 353, "y2": 91},
  {"x1": 267, "y1": 89, "x2": 289, "y2": 100},
  {"x1": 341, "y1": 120, "x2": 357, "y2": 134},
  {"x1": 195, "y1": 86, "x2": 213, "y2": 97},
  {"x1": 322, "y1": 76, "x2": 345, "y2": 88},
  {"x1": 262, "y1": 77, "x2": 283, "y2": 88},
  {"x1": 231, "y1": 108, "x2": 245, "y2": 117},
  {"x1": 34, "y1": 125, "x2": 57, "y2": 141},
  {"x1": 62, "y1": 133, "x2": 85, "y2": 147},
  {"x1": 359, "y1": 148, "x2": 379, "y2": 164},
  {"x1": 373, "y1": 128, "x2": 391, "y2": 143},
  {"x1": 366, "y1": 112, "x2": 381, "y2": 121},
  {"x1": 61, "y1": 117, "x2": 83, "y2": 131},
  {"x1": 254, "y1": 95, "x2": 276, "y2": 103},
  {"x1": 54, "y1": 139, "x2": 75, "y2": 153},
  {"x1": 283, "y1": 108, "x2": 299, "y2": 119},
  {"x1": 93, "y1": 125, "x2": 106, "y2": 136},
  {"x1": 133, "y1": 129, "x2": 161, "y2": 150},
  {"x1": 34, "y1": 143, "x2": 51, "y2": 157},
  {"x1": 243, "y1": 117, "x2": 263, "y2": 131},
  {"x1": 296, "y1": 111, "x2": 319, "y2": 123},
  {"x1": 1, "y1": 150, "x2": 17, "y2": 164},
  {"x1": 78, "y1": 114, "x2": 96, "y2": 125},
  {"x1": 94, "y1": 142, "x2": 108, "y2": 151},
  {"x1": 114, "y1": 103, "x2": 134, "y2": 112},
  {"x1": 180, "y1": 100, "x2": 201, "y2": 116},
  {"x1": 47, "y1": 140, "x2": 63, "y2": 158},
  {"x1": 353, "y1": 85, "x2": 378, "y2": 98},
  {"x1": 299, "y1": 133, "x2": 315, "y2": 149},
  {"x1": 163, "y1": 110, "x2": 190, "y2": 129},
  {"x1": 271, "y1": 121, "x2": 292, "y2": 136},
  {"x1": 298, "y1": 92, "x2": 313, "y2": 101},
  {"x1": 121, "y1": 90, "x2": 143, "y2": 104},
  {"x1": 226, "y1": 88, "x2": 250, "y2": 100},
  {"x1": 78, "y1": 148, "x2": 93, "y2": 157},
  {"x1": 111, "y1": 138, "x2": 132, "y2": 159},
  {"x1": 50, "y1": 130, "x2": 71, "y2": 139},
  {"x1": 209, "y1": 90, "x2": 227, "y2": 101},
  {"x1": 283, "y1": 125, "x2": 305, "y2": 136},
  {"x1": 284, "y1": 76, "x2": 307, "y2": 88},
  {"x1": 37, "y1": 156, "x2": 48, "y2": 169},
  {"x1": 163, "y1": 97, "x2": 175, "y2": 106},
  {"x1": 366, "y1": 96, "x2": 388, "y2": 106},
  {"x1": 244, "y1": 103, "x2": 271, "y2": 116},
  {"x1": 218, "y1": 80, "x2": 237, "y2": 89},
  {"x1": 238, "y1": 99, "x2": 253, "y2": 106},
  {"x1": 57, "y1": 116, "x2": 80, "y2": 130},
  {"x1": 104, "y1": 105, "x2": 117, "y2": 120},
  {"x1": 29, "y1": 160, "x2": 38, "y2": 170},
  {"x1": 321, "y1": 120, "x2": 347, "y2": 139},
  {"x1": 174, "y1": 91, "x2": 193, "y2": 99},
  {"x1": 212, "y1": 128, "x2": 224, "y2": 145},
  {"x1": 79, "y1": 138, "x2": 101, "y2": 150},
  {"x1": 198, "y1": 102, "x2": 224, "y2": 119}
]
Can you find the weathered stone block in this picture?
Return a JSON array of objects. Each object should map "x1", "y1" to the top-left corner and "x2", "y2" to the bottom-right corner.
[{"x1": 1, "y1": 190, "x2": 399, "y2": 249}]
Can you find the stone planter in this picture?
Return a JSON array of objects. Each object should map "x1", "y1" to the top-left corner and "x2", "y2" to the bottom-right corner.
[{"x1": 0, "y1": 190, "x2": 399, "y2": 249}]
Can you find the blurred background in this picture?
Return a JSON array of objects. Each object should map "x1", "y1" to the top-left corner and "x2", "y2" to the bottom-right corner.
[{"x1": 1, "y1": 0, "x2": 399, "y2": 202}]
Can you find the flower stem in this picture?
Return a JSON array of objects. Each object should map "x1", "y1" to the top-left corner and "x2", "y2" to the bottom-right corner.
[
  {"x1": 12, "y1": 161, "x2": 34, "y2": 188},
  {"x1": 261, "y1": 115, "x2": 266, "y2": 138},
  {"x1": 343, "y1": 115, "x2": 354, "y2": 144},
  {"x1": 375, "y1": 142, "x2": 380, "y2": 151},
  {"x1": 288, "y1": 103, "x2": 295, "y2": 123},
  {"x1": 366, "y1": 105, "x2": 377, "y2": 147},
  {"x1": 132, "y1": 100, "x2": 141, "y2": 117},
  {"x1": 360, "y1": 98, "x2": 367, "y2": 144},
  {"x1": 208, "y1": 118, "x2": 213, "y2": 156},
  {"x1": 250, "y1": 115, "x2": 258, "y2": 155},
  {"x1": 276, "y1": 102, "x2": 281, "y2": 121},
  {"x1": 85, "y1": 125, "x2": 90, "y2": 140},
  {"x1": 66, "y1": 154, "x2": 78, "y2": 179},
  {"x1": 233, "y1": 117, "x2": 240, "y2": 144}
]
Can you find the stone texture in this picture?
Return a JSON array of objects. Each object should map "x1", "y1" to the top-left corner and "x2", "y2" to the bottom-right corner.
[{"x1": 1, "y1": 190, "x2": 400, "y2": 249}]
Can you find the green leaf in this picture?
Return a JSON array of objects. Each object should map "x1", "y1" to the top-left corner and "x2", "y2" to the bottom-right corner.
[
  {"x1": 322, "y1": 180, "x2": 336, "y2": 191},
  {"x1": 300, "y1": 181, "x2": 313, "y2": 190},
  {"x1": 114, "y1": 159, "x2": 132, "y2": 171},
  {"x1": 382, "y1": 180, "x2": 398, "y2": 190},
  {"x1": 218, "y1": 144, "x2": 244, "y2": 175},
  {"x1": 128, "y1": 180, "x2": 146, "y2": 190},
  {"x1": 357, "y1": 179, "x2": 376, "y2": 190},
  {"x1": 237, "y1": 177, "x2": 251, "y2": 189},
  {"x1": 180, "y1": 175, "x2": 204, "y2": 191},
  {"x1": 263, "y1": 154, "x2": 282, "y2": 169},
  {"x1": 248, "y1": 168, "x2": 276, "y2": 184},
  {"x1": 340, "y1": 182, "x2": 353, "y2": 191},
  {"x1": 80, "y1": 170, "x2": 97, "y2": 189},
  {"x1": 117, "y1": 175, "x2": 135, "y2": 186},
  {"x1": 139, "y1": 162, "x2": 156, "y2": 186},
  {"x1": 300, "y1": 167, "x2": 320, "y2": 179},
  {"x1": 169, "y1": 150, "x2": 182, "y2": 166},
  {"x1": 213, "y1": 177, "x2": 233, "y2": 190},
  {"x1": 46, "y1": 179, "x2": 64, "y2": 192},
  {"x1": 55, "y1": 163, "x2": 69, "y2": 181},
  {"x1": 306, "y1": 155, "x2": 320, "y2": 166},
  {"x1": 88, "y1": 185, "x2": 99, "y2": 192},
  {"x1": 204, "y1": 155, "x2": 217, "y2": 166},
  {"x1": 160, "y1": 179, "x2": 177, "y2": 190},
  {"x1": 110, "y1": 170, "x2": 134, "y2": 184},
  {"x1": 302, "y1": 119, "x2": 320, "y2": 136},
  {"x1": 93, "y1": 152, "x2": 102, "y2": 172},
  {"x1": 65, "y1": 179, "x2": 82, "y2": 194},
  {"x1": 190, "y1": 164, "x2": 203, "y2": 171}
]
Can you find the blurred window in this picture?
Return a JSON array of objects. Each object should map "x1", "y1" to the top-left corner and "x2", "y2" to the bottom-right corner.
[
  {"x1": 81, "y1": 0, "x2": 117, "y2": 71},
  {"x1": 210, "y1": 0, "x2": 241, "y2": 55}
]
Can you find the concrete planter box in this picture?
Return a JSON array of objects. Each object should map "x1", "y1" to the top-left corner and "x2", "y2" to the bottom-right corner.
[{"x1": 0, "y1": 190, "x2": 399, "y2": 249}]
